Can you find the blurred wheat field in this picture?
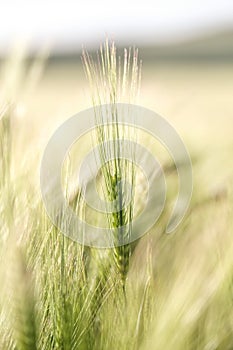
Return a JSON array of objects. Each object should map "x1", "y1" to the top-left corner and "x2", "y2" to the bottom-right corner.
[{"x1": 0, "y1": 50, "x2": 233, "y2": 350}]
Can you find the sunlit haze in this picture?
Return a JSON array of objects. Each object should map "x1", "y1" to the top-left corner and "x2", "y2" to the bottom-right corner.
[{"x1": 1, "y1": 0, "x2": 233, "y2": 53}]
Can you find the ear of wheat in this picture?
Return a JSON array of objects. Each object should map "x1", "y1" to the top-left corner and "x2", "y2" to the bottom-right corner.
[{"x1": 82, "y1": 40, "x2": 142, "y2": 288}]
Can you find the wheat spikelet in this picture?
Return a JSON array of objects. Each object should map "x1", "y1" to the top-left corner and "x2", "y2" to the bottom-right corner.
[{"x1": 82, "y1": 40, "x2": 141, "y2": 287}]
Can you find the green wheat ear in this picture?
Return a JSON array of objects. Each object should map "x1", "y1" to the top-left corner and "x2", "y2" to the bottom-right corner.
[{"x1": 82, "y1": 40, "x2": 142, "y2": 288}]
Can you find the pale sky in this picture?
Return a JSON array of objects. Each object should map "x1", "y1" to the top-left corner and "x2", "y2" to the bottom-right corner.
[{"x1": 1, "y1": 0, "x2": 233, "y2": 53}]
